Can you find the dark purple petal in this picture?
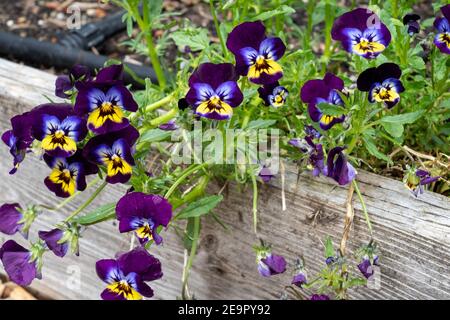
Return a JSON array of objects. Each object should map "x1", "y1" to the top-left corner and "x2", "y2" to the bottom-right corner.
[
  {"x1": 357, "y1": 63, "x2": 402, "y2": 91},
  {"x1": 216, "y1": 81, "x2": 244, "y2": 108},
  {"x1": 0, "y1": 240, "x2": 37, "y2": 286},
  {"x1": 117, "y1": 247, "x2": 163, "y2": 282},
  {"x1": 327, "y1": 147, "x2": 356, "y2": 185},
  {"x1": 260, "y1": 253, "x2": 286, "y2": 276},
  {"x1": 38, "y1": 229, "x2": 68, "y2": 258},
  {"x1": 188, "y1": 63, "x2": 239, "y2": 89},
  {"x1": 258, "y1": 167, "x2": 273, "y2": 183},
  {"x1": 95, "y1": 64, "x2": 124, "y2": 83},
  {"x1": 310, "y1": 294, "x2": 330, "y2": 300},
  {"x1": 0, "y1": 203, "x2": 23, "y2": 235},
  {"x1": 159, "y1": 120, "x2": 178, "y2": 131},
  {"x1": 100, "y1": 288, "x2": 126, "y2": 300},
  {"x1": 292, "y1": 272, "x2": 307, "y2": 288},
  {"x1": 441, "y1": 5, "x2": 450, "y2": 23},
  {"x1": 420, "y1": 176, "x2": 440, "y2": 185},
  {"x1": 259, "y1": 37, "x2": 286, "y2": 61},
  {"x1": 96, "y1": 259, "x2": 119, "y2": 283},
  {"x1": 227, "y1": 21, "x2": 266, "y2": 54},
  {"x1": 358, "y1": 257, "x2": 375, "y2": 279},
  {"x1": 55, "y1": 75, "x2": 72, "y2": 98},
  {"x1": 135, "y1": 280, "x2": 154, "y2": 298}
]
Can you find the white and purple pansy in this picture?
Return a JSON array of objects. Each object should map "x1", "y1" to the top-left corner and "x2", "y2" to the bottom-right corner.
[
  {"x1": 185, "y1": 63, "x2": 243, "y2": 120},
  {"x1": 433, "y1": 5, "x2": 450, "y2": 54},
  {"x1": 116, "y1": 192, "x2": 173, "y2": 245},
  {"x1": 332, "y1": 8, "x2": 391, "y2": 59},
  {"x1": 301, "y1": 73, "x2": 346, "y2": 130},
  {"x1": 226, "y1": 21, "x2": 286, "y2": 84},
  {"x1": 96, "y1": 247, "x2": 162, "y2": 300}
]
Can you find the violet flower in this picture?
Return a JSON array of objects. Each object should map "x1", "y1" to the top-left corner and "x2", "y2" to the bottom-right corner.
[
  {"x1": 404, "y1": 168, "x2": 441, "y2": 197},
  {"x1": 326, "y1": 147, "x2": 357, "y2": 186},
  {"x1": 403, "y1": 13, "x2": 421, "y2": 36},
  {"x1": 258, "y1": 81, "x2": 289, "y2": 108},
  {"x1": 254, "y1": 244, "x2": 286, "y2": 277},
  {"x1": 55, "y1": 64, "x2": 91, "y2": 99},
  {"x1": 358, "y1": 255, "x2": 379, "y2": 279},
  {"x1": 158, "y1": 119, "x2": 179, "y2": 131},
  {"x1": 433, "y1": 5, "x2": 450, "y2": 55},
  {"x1": 0, "y1": 203, "x2": 23, "y2": 236}
]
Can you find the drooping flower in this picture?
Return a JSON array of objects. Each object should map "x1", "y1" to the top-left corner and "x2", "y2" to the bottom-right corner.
[
  {"x1": 403, "y1": 13, "x2": 421, "y2": 36},
  {"x1": 301, "y1": 73, "x2": 346, "y2": 130},
  {"x1": 158, "y1": 119, "x2": 179, "y2": 131},
  {"x1": 185, "y1": 63, "x2": 243, "y2": 120},
  {"x1": 55, "y1": 65, "x2": 91, "y2": 99},
  {"x1": 43, "y1": 150, "x2": 98, "y2": 198},
  {"x1": 0, "y1": 204, "x2": 37, "y2": 238},
  {"x1": 254, "y1": 244, "x2": 286, "y2": 277},
  {"x1": 404, "y1": 168, "x2": 441, "y2": 197},
  {"x1": 0, "y1": 240, "x2": 44, "y2": 286},
  {"x1": 310, "y1": 294, "x2": 330, "y2": 300},
  {"x1": 326, "y1": 147, "x2": 356, "y2": 186},
  {"x1": 433, "y1": 5, "x2": 450, "y2": 54},
  {"x1": 258, "y1": 81, "x2": 289, "y2": 108},
  {"x1": 2, "y1": 113, "x2": 34, "y2": 174},
  {"x1": 332, "y1": 8, "x2": 391, "y2": 59},
  {"x1": 289, "y1": 136, "x2": 327, "y2": 177},
  {"x1": 96, "y1": 247, "x2": 163, "y2": 300},
  {"x1": 226, "y1": 21, "x2": 286, "y2": 84},
  {"x1": 116, "y1": 192, "x2": 172, "y2": 245},
  {"x1": 258, "y1": 166, "x2": 274, "y2": 183},
  {"x1": 39, "y1": 223, "x2": 80, "y2": 258},
  {"x1": 357, "y1": 63, "x2": 404, "y2": 109},
  {"x1": 75, "y1": 64, "x2": 138, "y2": 134},
  {"x1": 291, "y1": 259, "x2": 307, "y2": 288},
  {"x1": 83, "y1": 126, "x2": 139, "y2": 184},
  {"x1": 358, "y1": 255, "x2": 379, "y2": 279},
  {"x1": 31, "y1": 103, "x2": 87, "y2": 158}
]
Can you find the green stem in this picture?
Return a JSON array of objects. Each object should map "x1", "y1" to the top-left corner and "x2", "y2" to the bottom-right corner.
[
  {"x1": 165, "y1": 163, "x2": 209, "y2": 199},
  {"x1": 149, "y1": 108, "x2": 178, "y2": 127},
  {"x1": 181, "y1": 216, "x2": 200, "y2": 299},
  {"x1": 173, "y1": 175, "x2": 210, "y2": 212},
  {"x1": 209, "y1": 0, "x2": 228, "y2": 57},
  {"x1": 64, "y1": 181, "x2": 108, "y2": 222},
  {"x1": 130, "y1": 93, "x2": 175, "y2": 122},
  {"x1": 352, "y1": 180, "x2": 373, "y2": 234},
  {"x1": 251, "y1": 174, "x2": 258, "y2": 233}
]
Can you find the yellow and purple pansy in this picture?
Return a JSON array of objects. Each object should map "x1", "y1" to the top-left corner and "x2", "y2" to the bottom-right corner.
[
  {"x1": 43, "y1": 150, "x2": 98, "y2": 198},
  {"x1": 31, "y1": 104, "x2": 87, "y2": 158},
  {"x1": 185, "y1": 63, "x2": 243, "y2": 120},
  {"x1": 226, "y1": 21, "x2": 286, "y2": 85},
  {"x1": 96, "y1": 247, "x2": 162, "y2": 300},
  {"x1": 83, "y1": 126, "x2": 139, "y2": 184},
  {"x1": 301, "y1": 73, "x2": 346, "y2": 130},
  {"x1": 357, "y1": 63, "x2": 404, "y2": 109},
  {"x1": 332, "y1": 8, "x2": 391, "y2": 59},
  {"x1": 258, "y1": 81, "x2": 289, "y2": 108},
  {"x1": 433, "y1": 5, "x2": 450, "y2": 55},
  {"x1": 116, "y1": 192, "x2": 172, "y2": 245},
  {"x1": 74, "y1": 65, "x2": 138, "y2": 134}
]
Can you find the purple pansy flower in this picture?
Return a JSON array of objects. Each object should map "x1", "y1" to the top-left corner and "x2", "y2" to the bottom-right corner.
[
  {"x1": 83, "y1": 126, "x2": 139, "y2": 184},
  {"x1": 258, "y1": 166, "x2": 274, "y2": 183},
  {"x1": 0, "y1": 240, "x2": 44, "y2": 286},
  {"x1": 158, "y1": 119, "x2": 179, "y2": 131},
  {"x1": 311, "y1": 294, "x2": 330, "y2": 300},
  {"x1": 332, "y1": 8, "x2": 391, "y2": 59},
  {"x1": 290, "y1": 136, "x2": 327, "y2": 177},
  {"x1": 358, "y1": 255, "x2": 379, "y2": 279},
  {"x1": 304, "y1": 125, "x2": 321, "y2": 139},
  {"x1": 0, "y1": 203, "x2": 23, "y2": 236},
  {"x1": 403, "y1": 14, "x2": 421, "y2": 36},
  {"x1": 185, "y1": 63, "x2": 243, "y2": 120},
  {"x1": 226, "y1": 21, "x2": 286, "y2": 85},
  {"x1": 326, "y1": 147, "x2": 357, "y2": 186},
  {"x1": 301, "y1": 73, "x2": 346, "y2": 130},
  {"x1": 43, "y1": 150, "x2": 98, "y2": 198},
  {"x1": 38, "y1": 229, "x2": 68, "y2": 258},
  {"x1": 30, "y1": 103, "x2": 87, "y2": 158},
  {"x1": 96, "y1": 247, "x2": 162, "y2": 300},
  {"x1": 55, "y1": 64, "x2": 91, "y2": 99},
  {"x1": 116, "y1": 192, "x2": 172, "y2": 245},
  {"x1": 434, "y1": 5, "x2": 450, "y2": 54},
  {"x1": 254, "y1": 244, "x2": 286, "y2": 277},
  {"x1": 357, "y1": 63, "x2": 405, "y2": 109},
  {"x1": 74, "y1": 65, "x2": 138, "y2": 134},
  {"x1": 258, "y1": 81, "x2": 289, "y2": 108},
  {"x1": 404, "y1": 168, "x2": 441, "y2": 197}
]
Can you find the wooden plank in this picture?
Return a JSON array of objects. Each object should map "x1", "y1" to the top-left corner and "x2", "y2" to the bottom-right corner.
[{"x1": 0, "y1": 58, "x2": 449, "y2": 300}]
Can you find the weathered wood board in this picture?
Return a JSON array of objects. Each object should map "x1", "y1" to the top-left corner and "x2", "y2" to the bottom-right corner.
[{"x1": 0, "y1": 58, "x2": 449, "y2": 300}]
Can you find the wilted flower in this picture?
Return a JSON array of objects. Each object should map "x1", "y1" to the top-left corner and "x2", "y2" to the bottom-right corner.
[
  {"x1": 254, "y1": 243, "x2": 286, "y2": 277},
  {"x1": 331, "y1": 8, "x2": 391, "y2": 59},
  {"x1": 0, "y1": 204, "x2": 37, "y2": 238},
  {"x1": 55, "y1": 64, "x2": 91, "y2": 99},
  {"x1": 83, "y1": 126, "x2": 139, "y2": 184},
  {"x1": 326, "y1": 147, "x2": 356, "y2": 186},
  {"x1": 96, "y1": 247, "x2": 162, "y2": 300},
  {"x1": 290, "y1": 136, "x2": 327, "y2": 177},
  {"x1": 185, "y1": 63, "x2": 243, "y2": 120},
  {"x1": 358, "y1": 255, "x2": 379, "y2": 279},
  {"x1": 158, "y1": 119, "x2": 179, "y2": 131},
  {"x1": 258, "y1": 82, "x2": 289, "y2": 108},
  {"x1": 403, "y1": 13, "x2": 421, "y2": 36},
  {"x1": 404, "y1": 168, "x2": 440, "y2": 197},
  {"x1": 258, "y1": 166, "x2": 274, "y2": 183},
  {"x1": 0, "y1": 240, "x2": 44, "y2": 286},
  {"x1": 116, "y1": 192, "x2": 172, "y2": 245},
  {"x1": 74, "y1": 64, "x2": 138, "y2": 134},
  {"x1": 39, "y1": 223, "x2": 80, "y2": 258},
  {"x1": 357, "y1": 63, "x2": 405, "y2": 109},
  {"x1": 226, "y1": 21, "x2": 286, "y2": 84},
  {"x1": 43, "y1": 150, "x2": 98, "y2": 198},
  {"x1": 292, "y1": 259, "x2": 307, "y2": 288},
  {"x1": 301, "y1": 73, "x2": 346, "y2": 130},
  {"x1": 433, "y1": 5, "x2": 450, "y2": 54}
]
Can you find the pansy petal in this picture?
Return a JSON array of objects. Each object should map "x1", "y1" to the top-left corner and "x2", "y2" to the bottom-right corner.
[
  {"x1": 117, "y1": 247, "x2": 163, "y2": 282},
  {"x1": 188, "y1": 63, "x2": 239, "y2": 89},
  {"x1": 215, "y1": 81, "x2": 244, "y2": 108},
  {"x1": 106, "y1": 86, "x2": 138, "y2": 112},
  {"x1": 226, "y1": 21, "x2": 266, "y2": 55},
  {"x1": 259, "y1": 37, "x2": 286, "y2": 61},
  {"x1": 96, "y1": 259, "x2": 120, "y2": 283},
  {"x1": 186, "y1": 83, "x2": 215, "y2": 107}
]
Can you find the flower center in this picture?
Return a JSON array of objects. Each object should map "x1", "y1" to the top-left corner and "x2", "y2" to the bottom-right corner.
[
  {"x1": 256, "y1": 55, "x2": 265, "y2": 65},
  {"x1": 439, "y1": 32, "x2": 450, "y2": 46},
  {"x1": 54, "y1": 130, "x2": 65, "y2": 139},
  {"x1": 107, "y1": 279, "x2": 142, "y2": 300}
]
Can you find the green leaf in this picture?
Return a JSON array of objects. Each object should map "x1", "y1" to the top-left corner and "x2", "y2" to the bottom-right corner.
[
  {"x1": 176, "y1": 195, "x2": 223, "y2": 220},
  {"x1": 317, "y1": 102, "x2": 346, "y2": 116},
  {"x1": 408, "y1": 56, "x2": 426, "y2": 70},
  {"x1": 169, "y1": 28, "x2": 210, "y2": 52},
  {"x1": 139, "y1": 128, "x2": 172, "y2": 143},
  {"x1": 74, "y1": 203, "x2": 116, "y2": 226},
  {"x1": 324, "y1": 236, "x2": 334, "y2": 258},
  {"x1": 251, "y1": 5, "x2": 295, "y2": 21},
  {"x1": 381, "y1": 122, "x2": 404, "y2": 137},
  {"x1": 246, "y1": 119, "x2": 277, "y2": 129},
  {"x1": 380, "y1": 110, "x2": 425, "y2": 125},
  {"x1": 362, "y1": 134, "x2": 392, "y2": 164}
]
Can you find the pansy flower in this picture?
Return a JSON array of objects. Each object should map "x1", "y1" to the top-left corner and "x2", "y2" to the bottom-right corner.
[
  {"x1": 357, "y1": 63, "x2": 404, "y2": 109},
  {"x1": 83, "y1": 126, "x2": 139, "y2": 184},
  {"x1": 258, "y1": 81, "x2": 289, "y2": 108},
  {"x1": 0, "y1": 240, "x2": 44, "y2": 286},
  {"x1": 326, "y1": 147, "x2": 356, "y2": 186},
  {"x1": 226, "y1": 21, "x2": 286, "y2": 84},
  {"x1": 43, "y1": 150, "x2": 98, "y2": 198},
  {"x1": 2, "y1": 113, "x2": 34, "y2": 174},
  {"x1": 116, "y1": 192, "x2": 172, "y2": 245},
  {"x1": 254, "y1": 244, "x2": 286, "y2": 277},
  {"x1": 39, "y1": 223, "x2": 80, "y2": 258},
  {"x1": 185, "y1": 63, "x2": 243, "y2": 120},
  {"x1": 433, "y1": 5, "x2": 450, "y2": 54},
  {"x1": 404, "y1": 168, "x2": 441, "y2": 197},
  {"x1": 358, "y1": 255, "x2": 379, "y2": 279},
  {"x1": 55, "y1": 64, "x2": 91, "y2": 99},
  {"x1": 0, "y1": 203, "x2": 23, "y2": 236},
  {"x1": 158, "y1": 119, "x2": 179, "y2": 131},
  {"x1": 331, "y1": 8, "x2": 391, "y2": 59},
  {"x1": 75, "y1": 65, "x2": 138, "y2": 134},
  {"x1": 290, "y1": 136, "x2": 328, "y2": 177},
  {"x1": 301, "y1": 73, "x2": 346, "y2": 130},
  {"x1": 30, "y1": 103, "x2": 87, "y2": 158},
  {"x1": 96, "y1": 247, "x2": 162, "y2": 300},
  {"x1": 403, "y1": 13, "x2": 421, "y2": 36}
]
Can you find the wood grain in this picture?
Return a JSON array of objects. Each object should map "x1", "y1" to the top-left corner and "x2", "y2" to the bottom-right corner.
[{"x1": 0, "y1": 58, "x2": 449, "y2": 300}]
